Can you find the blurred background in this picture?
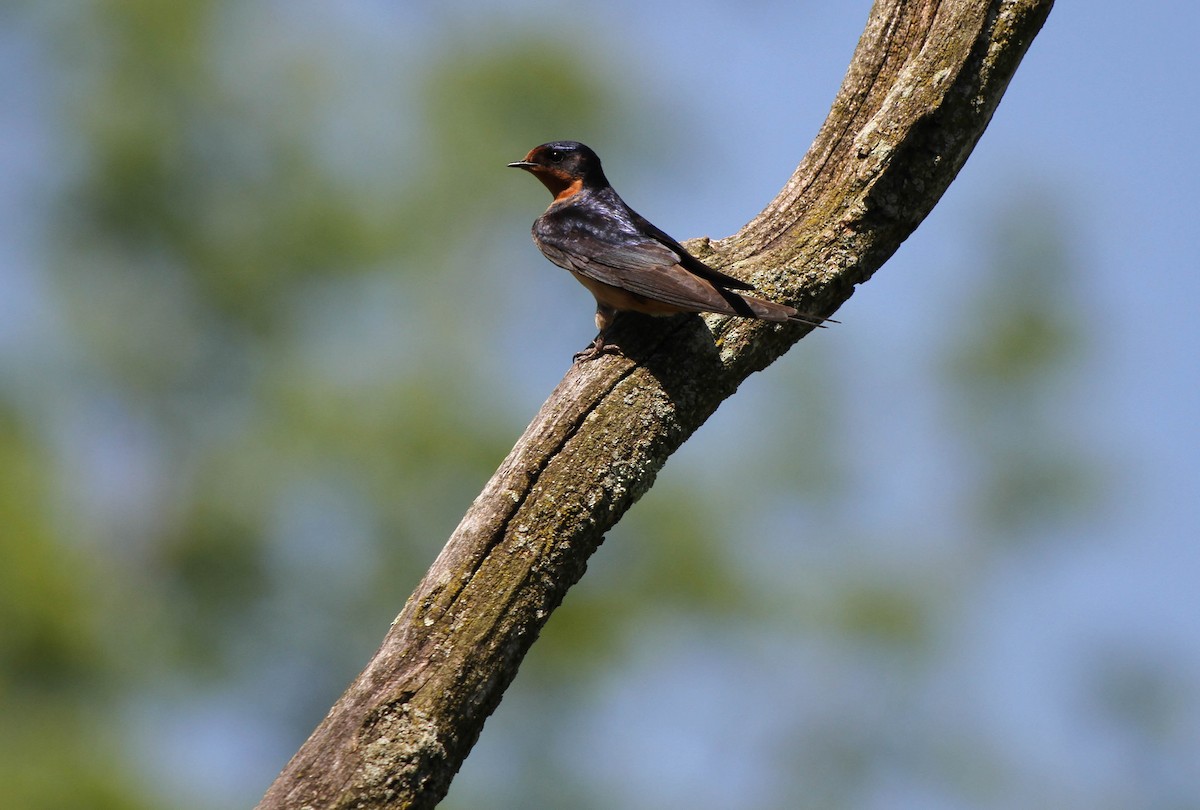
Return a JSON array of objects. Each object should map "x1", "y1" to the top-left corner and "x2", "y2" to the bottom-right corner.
[{"x1": 1, "y1": 1, "x2": 1197, "y2": 808}]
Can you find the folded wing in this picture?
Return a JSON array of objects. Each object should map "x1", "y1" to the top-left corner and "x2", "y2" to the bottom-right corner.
[{"x1": 537, "y1": 228, "x2": 789, "y2": 318}]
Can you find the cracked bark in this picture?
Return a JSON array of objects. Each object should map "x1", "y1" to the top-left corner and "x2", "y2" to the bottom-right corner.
[{"x1": 258, "y1": 1, "x2": 1054, "y2": 807}]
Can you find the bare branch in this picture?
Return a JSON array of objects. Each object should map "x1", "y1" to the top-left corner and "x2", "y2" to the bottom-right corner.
[{"x1": 258, "y1": 1, "x2": 1054, "y2": 807}]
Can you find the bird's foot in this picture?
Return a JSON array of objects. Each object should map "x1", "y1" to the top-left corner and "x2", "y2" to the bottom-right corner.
[{"x1": 572, "y1": 335, "x2": 622, "y2": 364}]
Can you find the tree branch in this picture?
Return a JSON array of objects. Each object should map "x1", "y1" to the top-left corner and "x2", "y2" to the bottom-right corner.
[{"x1": 258, "y1": 1, "x2": 1053, "y2": 807}]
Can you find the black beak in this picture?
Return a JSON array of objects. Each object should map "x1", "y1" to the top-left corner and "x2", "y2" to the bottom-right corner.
[{"x1": 507, "y1": 160, "x2": 536, "y2": 170}]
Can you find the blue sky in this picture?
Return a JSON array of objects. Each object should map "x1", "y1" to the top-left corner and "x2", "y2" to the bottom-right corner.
[{"x1": 1, "y1": 1, "x2": 1197, "y2": 807}]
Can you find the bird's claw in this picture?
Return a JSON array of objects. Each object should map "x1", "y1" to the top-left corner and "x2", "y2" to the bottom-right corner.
[{"x1": 572, "y1": 337, "x2": 622, "y2": 364}]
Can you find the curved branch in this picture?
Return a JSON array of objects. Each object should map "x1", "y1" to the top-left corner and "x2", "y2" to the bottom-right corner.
[{"x1": 258, "y1": 1, "x2": 1053, "y2": 807}]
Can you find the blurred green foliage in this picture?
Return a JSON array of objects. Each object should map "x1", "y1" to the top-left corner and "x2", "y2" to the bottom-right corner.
[{"x1": 0, "y1": 2, "x2": 1113, "y2": 809}]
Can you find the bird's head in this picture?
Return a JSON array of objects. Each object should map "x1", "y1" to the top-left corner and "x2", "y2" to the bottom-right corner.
[{"x1": 508, "y1": 141, "x2": 608, "y2": 200}]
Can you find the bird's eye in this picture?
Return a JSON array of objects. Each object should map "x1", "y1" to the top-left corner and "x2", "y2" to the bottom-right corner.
[{"x1": 548, "y1": 149, "x2": 564, "y2": 163}]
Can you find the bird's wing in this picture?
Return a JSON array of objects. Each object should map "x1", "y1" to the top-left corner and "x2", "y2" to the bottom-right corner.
[
  {"x1": 537, "y1": 230, "x2": 747, "y2": 314},
  {"x1": 629, "y1": 214, "x2": 755, "y2": 291}
]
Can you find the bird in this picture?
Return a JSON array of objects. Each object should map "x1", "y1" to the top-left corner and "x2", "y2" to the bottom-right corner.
[{"x1": 508, "y1": 140, "x2": 830, "y2": 362}]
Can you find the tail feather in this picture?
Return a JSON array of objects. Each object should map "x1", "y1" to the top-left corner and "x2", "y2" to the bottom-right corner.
[{"x1": 718, "y1": 287, "x2": 835, "y2": 328}]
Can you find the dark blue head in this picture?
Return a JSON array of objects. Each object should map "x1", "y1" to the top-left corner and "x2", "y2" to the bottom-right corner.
[{"x1": 508, "y1": 141, "x2": 610, "y2": 198}]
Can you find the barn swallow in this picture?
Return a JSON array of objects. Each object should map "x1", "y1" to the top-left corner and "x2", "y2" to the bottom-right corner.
[{"x1": 509, "y1": 140, "x2": 829, "y2": 362}]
